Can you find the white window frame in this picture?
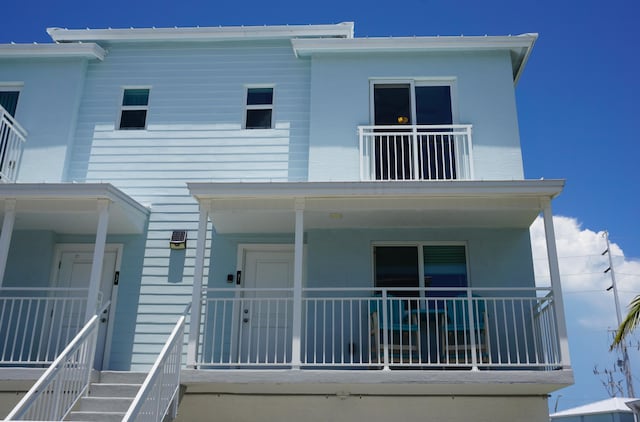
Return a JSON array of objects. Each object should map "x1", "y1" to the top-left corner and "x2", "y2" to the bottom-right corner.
[
  {"x1": 0, "y1": 82, "x2": 23, "y2": 116},
  {"x1": 243, "y1": 85, "x2": 275, "y2": 129},
  {"x1": 371, "y1": 241, "x2": 471, "y2": 296},
  {"x1": 117, "y1": 86, "x2": 151, "y2": 130},
  {"x1": 368, "y1": 78, "x2": 458, "y2": 125}
]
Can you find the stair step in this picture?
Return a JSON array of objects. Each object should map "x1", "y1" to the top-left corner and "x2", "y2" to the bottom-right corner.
[
  {"x1": 68, "y1": 411, "x2": 126, "y2": 422},
  {"x1": 79, "y1": 396, "x2": 133, "y2": 412},
  {"x1": 99, "y1": 371, "x2": 147, "y2": 384},
  {"x1": 90, "y1": 382, "x2": 141, "y2": 398}
]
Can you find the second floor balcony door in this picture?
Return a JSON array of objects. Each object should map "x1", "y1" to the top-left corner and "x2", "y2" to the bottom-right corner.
[{"x1": 373, "y1": 83, "x2": 455, "y2": 180}]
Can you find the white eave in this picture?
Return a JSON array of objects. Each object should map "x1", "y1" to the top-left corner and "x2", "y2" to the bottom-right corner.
[
  {"x1": 291, "y1": 33, "x2": 538, "y2": 84},
  {"x1": 187, "y1": 180, "x2": 564, "y2": 234},
  {"x1": 0, "y1": 183, "x2": 149, "y2": 234},
  {"x1": 0, "y1": 43, "x2": 106, "y2": 60},
  {"x1": 188, "y1": 179, "x2": 563, "y2": 200},
  {"x1": 47, "y1": 22, "x2": 354, "y2": 43}
]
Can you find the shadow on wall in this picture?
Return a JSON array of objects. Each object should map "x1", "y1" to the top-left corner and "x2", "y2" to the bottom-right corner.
[{"x1": 168, "y1": 249, "x2": 186, "y2": 283}]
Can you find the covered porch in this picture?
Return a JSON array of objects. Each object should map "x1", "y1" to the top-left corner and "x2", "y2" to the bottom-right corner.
[
  {"x1": 186, "y1": 180, "x2": 571, "y2": 373},
  {"x1": 0, "y1": 183, "x2": 148, "y2": 367}
]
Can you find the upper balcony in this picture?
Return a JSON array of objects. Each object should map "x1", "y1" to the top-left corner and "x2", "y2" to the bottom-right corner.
[
  {"x1": 0, "y1": 105, "x2": 26, "y2": 183},
  {"x1": 359, "y1": 124, "x2": 473, "y2": 181}
]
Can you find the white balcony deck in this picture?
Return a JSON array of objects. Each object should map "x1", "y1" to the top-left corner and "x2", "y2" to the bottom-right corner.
[
  {"x1": 0, "y1": 105, "x2": 26, "y2": 183},
  {"x1": 190, "y1": 286, "x2": 564, "y2": 372},
  {"x1": 359, "y1": 125, "x2": 473, "y2": 181}
]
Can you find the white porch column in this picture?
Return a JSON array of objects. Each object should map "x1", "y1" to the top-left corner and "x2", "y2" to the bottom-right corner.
[
  {"x1": 542, "y1": 199, "x2": 571, "y2": 368},
  {"x1": 187, "y1": 202, "x2": 210, "y2": 368},
  {"x1": 291, "y1": 198, "x2": 305, "y2": 369},
  {"x1": 0, "y1": 199, "x2": 16, "y2": 286},
  {"x1": 85, "y1": 199, "x2": 110, "y2": 321}
]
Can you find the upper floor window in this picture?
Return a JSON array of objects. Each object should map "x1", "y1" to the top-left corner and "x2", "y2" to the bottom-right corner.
[
  {"x1": 119, "y1": 88, "x2": 150, "y2": 130},
  {"x1": 0, "y1": 89, "x2": 20, "y2": 117},
  {"x1": 372, "y1": 82, "x2": 453, "y2": 126},
  {"x1": 245, "y1": 87, "x2": 273, "y2": 129}
]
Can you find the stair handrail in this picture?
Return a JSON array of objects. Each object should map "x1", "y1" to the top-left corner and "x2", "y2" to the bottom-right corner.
[
  {"x1": 3, "y1": 305, "x2": 106, "y2": 421},
  {"x1": 122, "y1": 303, "x2": 190, "y2": 422}
]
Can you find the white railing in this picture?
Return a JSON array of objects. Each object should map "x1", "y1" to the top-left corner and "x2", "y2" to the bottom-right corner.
[
  {"x1": 0, "y1": 288, "x2": 88, "y2": 365},
  {"x1": 194, "y1": 286, "x2": 563, "y2": 370},
  {"x1": 123, "y1": 304, "x2": 189, "y2": 422},
  {"x1": 4, "y1": 311, "x2": 101, "y2": 421},
  {"x1": 0, "y1": 105, "x2": 26, "y2": 183},
  {"x1": 198, "y1": 288, "x2": 293, "y2": 366},
  {"x1": 359, "y1": 125, "x2": 473, "y2": 181}
]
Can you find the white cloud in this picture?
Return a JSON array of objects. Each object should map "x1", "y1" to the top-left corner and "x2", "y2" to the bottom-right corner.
[
  {"x1": 530, "y1": 215, "x2": 640, "y2": 330},
  {"x1": 531, "y1": 216, "x2": 640, "y2": 406}
]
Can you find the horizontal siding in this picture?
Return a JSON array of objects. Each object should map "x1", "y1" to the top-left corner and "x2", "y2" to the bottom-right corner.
[{"x1": 69, "y1": 40, "x2": 310, "y2": 370}]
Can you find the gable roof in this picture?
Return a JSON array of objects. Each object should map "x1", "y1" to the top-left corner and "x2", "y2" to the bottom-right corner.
[{"x1": 550, "y1": 397, "x2": 638, "y2": 418}]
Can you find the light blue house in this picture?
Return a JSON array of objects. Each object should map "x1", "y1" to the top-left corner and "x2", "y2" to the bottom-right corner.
[{"x1": 0, "y1": 22, "x2": 573, "y2": 421}]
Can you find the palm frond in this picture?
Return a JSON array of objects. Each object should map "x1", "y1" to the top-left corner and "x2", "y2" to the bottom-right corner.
[{"x1": 611, "y1": 294, "x2": 640, "y2": 350}]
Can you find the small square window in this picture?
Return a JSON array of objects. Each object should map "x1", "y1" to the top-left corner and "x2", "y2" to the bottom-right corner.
[
  {"x1": 119, "y1": 88, "x2": 149, "y2": 130},
  {"x1": 245, "y1": 87, "x2": 273, "y2": 129}
]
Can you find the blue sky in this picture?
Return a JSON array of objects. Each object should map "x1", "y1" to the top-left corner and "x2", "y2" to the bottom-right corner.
[{"x1": 3, "y1": 0, "x2": 639, "y2": 413}]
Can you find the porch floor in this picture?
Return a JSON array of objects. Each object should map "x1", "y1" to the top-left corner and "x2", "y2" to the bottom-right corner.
[{"x1": 180, "y1": 368, "x2": 574, "y2": 396}]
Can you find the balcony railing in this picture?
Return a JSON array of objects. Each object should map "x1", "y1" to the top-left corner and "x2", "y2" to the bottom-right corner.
[
  {"x1": 0, "y1": 105, "x2": 26, "y2": 183},
  {"x1": 0, "y1": 287, "x2": 89, "y2": 365},
  {"x1": 192, "y1": 286, "x2": 562, "y2": 370},
  {"x1": 359, "y1": 125, "x2": 473, "y2": 181}
]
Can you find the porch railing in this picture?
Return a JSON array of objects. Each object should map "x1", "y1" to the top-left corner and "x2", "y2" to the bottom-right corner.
[
  {"x1": 122, "y1": 304, "x2": 188, "y2": 422},
  {"x1": 0, "y1": 105, "x2": 26, "y2": 183},
  {"x1": 358, "y1": 125, "x2": 473, "y2": 181},
  {"x1": 4, "y1": 311, "x2": 100, "y2": 420},
  {"x1": 193, "y1": 286, "x2": 562, "y2": 370},
  {"x1": 0, "y1": 287, "x2": 88, "y2": 365}
]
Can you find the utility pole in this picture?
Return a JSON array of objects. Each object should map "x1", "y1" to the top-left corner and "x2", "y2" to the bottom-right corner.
[{"x1": 603, "y1": 230, "x2": 635, "y2": 397}]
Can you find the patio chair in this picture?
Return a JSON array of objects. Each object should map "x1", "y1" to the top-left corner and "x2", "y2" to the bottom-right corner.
[
  {"x1": 444, "y1": 295, "x2": 488, "y2": 364},
  {"x1": 370, "y1": 294, "x2": 420, "y2": 364}
]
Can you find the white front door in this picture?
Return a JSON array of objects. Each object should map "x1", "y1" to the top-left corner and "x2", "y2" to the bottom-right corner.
[
  {"x1": 238, "y1": 248, "x2": 294, "y2": 364},
  {"x1": 50, "y1": 245, "x2": 119, "y2": 369}
]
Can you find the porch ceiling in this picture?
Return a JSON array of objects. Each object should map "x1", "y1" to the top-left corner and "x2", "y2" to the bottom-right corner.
[
  {"x1": 0, "y1": 183, "x2": 149, "y2": 234},
  {"x1": 188, "y1": 180, "x2": 564, "y2": 234}
]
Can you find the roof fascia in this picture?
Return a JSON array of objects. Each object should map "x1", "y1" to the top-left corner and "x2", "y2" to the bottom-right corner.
[
  {"x1": 291, "y1": 34, "x2": 538, "y2": 83},
  {"x1": 188, "y1": 179, "x2": 565, "y2": 201},
  {"x1": 0, "y1": 43, "x2": 105, "y2": 60},
  {"x1": 0, "y1": 183, "x2": 148, "y2": 216},
  {"x1": 47, "y1": 22, "x2": 354, "y2": 43}
]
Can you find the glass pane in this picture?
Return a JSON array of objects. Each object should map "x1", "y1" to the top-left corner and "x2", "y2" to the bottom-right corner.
[
  {"x1": 374, "y1": 84, "x2": 412, "y2": 125},
  {"x1": 122, "y1": 89, "x2": 149, "y2": 106},
  {"x1": 415, "y1": 86, "x2": 452, "y2": 125},
  {"x1": 246, "y1": 109, "x2": 272, "y2": 129},
  {"x1": 119, "y1": 110, "x2": 147, "y2": 129},
  {"x1": 374, "y1": 246, "x2": 419, "y2": 297},
  {"x1": 0, "y1": 91, "x2": 19, "y2": 117},
  {"x1": 247, "y1": 88, "x2": 273, "y2": 105},
  {"x1": 423, "y1": 245, "x2": 467, "y2": 295}
]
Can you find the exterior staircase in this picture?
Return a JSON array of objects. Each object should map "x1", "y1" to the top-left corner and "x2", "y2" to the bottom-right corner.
[{"x1": 67, "y1": 371, "x2": 146, "y2": 422}]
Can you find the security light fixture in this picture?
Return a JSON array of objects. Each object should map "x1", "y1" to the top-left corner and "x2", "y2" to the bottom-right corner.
[{"x1": 170, "y1": 230, "x2": 187, "y2": 250}]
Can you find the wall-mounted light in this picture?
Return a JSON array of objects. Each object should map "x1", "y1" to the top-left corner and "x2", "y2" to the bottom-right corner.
[{"x1": 170, "y1": 230, "x2": 187, "y2": 250}]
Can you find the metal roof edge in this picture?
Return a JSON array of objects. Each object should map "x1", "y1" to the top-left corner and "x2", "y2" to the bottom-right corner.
[
  {"x1": 292, "y1": 34, "x2": 538, "y2": 82},
  {"x1": 0, "y1": 43, "x2": 106, "y2": 60},
  {"x1": 47, "y1": 22, "x2": 354, "y2": 43}
]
